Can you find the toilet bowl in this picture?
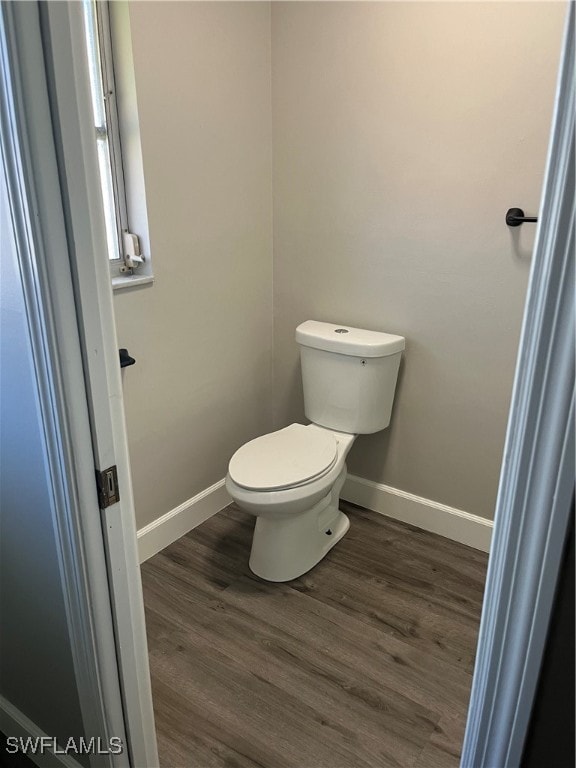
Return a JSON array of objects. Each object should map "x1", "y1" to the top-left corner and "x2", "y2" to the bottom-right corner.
[
  {"x1": 226, "y1": 320, "x2": 405, "y2": 582},
  {"x1": 226, "y1": 424, "x2": 356, "y2": 582}
]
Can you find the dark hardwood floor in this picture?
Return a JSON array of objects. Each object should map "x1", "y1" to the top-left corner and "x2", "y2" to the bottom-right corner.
[{"x1": 141, "y1": 502, "x2": 488, "y2": 768}]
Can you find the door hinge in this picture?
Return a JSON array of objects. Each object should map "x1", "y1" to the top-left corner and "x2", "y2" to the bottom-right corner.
[{"x1": 96, "y1": 465, "x2": 120, "y2": 508}]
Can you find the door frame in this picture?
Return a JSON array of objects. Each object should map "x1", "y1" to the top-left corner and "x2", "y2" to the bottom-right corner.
[
  {"x1": 461, "y1": 4, "x2": 574, "y2": 765},
  {"x1": 0, "y1": 2, "x2": 158, "y2": 766},
  {"x1": 37, "y1": 4, "x2": 159, "y2": 765},
  {"x1": 0, "y1": 7, "x2": 129, "y2": 765}
]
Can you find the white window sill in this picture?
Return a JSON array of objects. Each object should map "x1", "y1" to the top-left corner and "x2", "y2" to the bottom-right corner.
[{"x1": 112, "y1": 274, "x2": 154, "y2": 292}]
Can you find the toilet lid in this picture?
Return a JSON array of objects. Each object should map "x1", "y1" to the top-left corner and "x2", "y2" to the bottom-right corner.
[{"x1": 229, "y1": 424, "x2": 338, "y2": 491}]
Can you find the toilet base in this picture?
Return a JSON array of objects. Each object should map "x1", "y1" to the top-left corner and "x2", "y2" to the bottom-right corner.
[{"x1": 248, "y1": 469, "x2": 350, "y2": 582}]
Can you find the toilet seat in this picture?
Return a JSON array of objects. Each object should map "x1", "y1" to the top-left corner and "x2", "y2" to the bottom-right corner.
[{"x1": 228, "y1": 424, "x2": 338, "y2": 491}]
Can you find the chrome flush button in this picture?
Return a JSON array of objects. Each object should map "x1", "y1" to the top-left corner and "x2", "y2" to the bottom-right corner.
[{"x1": 334, "y1": 328, "x2": 349, "y2": 333}]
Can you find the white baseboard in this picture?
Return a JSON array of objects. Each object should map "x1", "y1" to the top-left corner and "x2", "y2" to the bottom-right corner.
[
  {"x1": 342, "y1": 474, "x2": 493, "y2": 552},
  {"x1": 136, "y1": 474, "x2": 491, "y2": 562},
  {"x1": 137, "y1": 479, "x2": 231, "y2": 563},
  {"x1": 0, "y1": 695, "x2": 83, "y2": 768}
]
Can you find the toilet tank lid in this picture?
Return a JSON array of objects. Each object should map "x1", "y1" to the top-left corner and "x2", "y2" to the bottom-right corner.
[{"x1": 296, "y1": 320, "x2": 405, "y2": 358}]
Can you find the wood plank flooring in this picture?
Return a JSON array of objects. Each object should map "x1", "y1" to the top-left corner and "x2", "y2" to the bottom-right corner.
[{"x1": 141, "y1": 502, "x2": 488, "y2": 768}]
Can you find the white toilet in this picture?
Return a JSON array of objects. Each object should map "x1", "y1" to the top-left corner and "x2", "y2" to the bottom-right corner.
[{"x1": 226, "y1": 320, "x2": 405, "y2": 582}]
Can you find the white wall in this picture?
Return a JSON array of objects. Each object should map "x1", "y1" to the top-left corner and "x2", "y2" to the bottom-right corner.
[
  {"x1": 114, "y1": 2, "x2": 273, "y2": 529},
  {"x1": 271, "y1": 1, "x2": 565, "y2": 521}
]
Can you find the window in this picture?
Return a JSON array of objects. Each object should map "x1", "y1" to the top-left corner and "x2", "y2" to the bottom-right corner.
[{"x1": 81, "y1": 0, "x2": 147, "y2": 282}]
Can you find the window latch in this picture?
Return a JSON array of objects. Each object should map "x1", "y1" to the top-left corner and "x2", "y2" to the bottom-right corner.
[{"x1": 121, "y1": 232, "x2": 144, "y2": 272}]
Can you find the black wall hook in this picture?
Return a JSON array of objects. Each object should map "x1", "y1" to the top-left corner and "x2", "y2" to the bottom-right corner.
[{"x1": 506, "y1": 207, "x2": 538, "y2": 227}]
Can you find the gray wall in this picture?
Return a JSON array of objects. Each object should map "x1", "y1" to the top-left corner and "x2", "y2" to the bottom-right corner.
[
  {"x1": 113, "y1": 1, "x2": 273, "y2": 529},
  {"x1": 114, "y1": 1, "x2": 564, "y2": 531},
  {"x1": 0, "y1": 159, "x2": 86, "y2": 750},
  {"x1": 271, "y1": 1, "x2": 565, "y2": 520}
]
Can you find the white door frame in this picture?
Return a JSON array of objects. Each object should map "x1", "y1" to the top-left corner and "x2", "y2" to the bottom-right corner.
[
  {"x1": 461, "y1": 4, "x2": 574, "y2": 766},
  {"x1": 0, "y1": 2, "x2": 158, "y2": 766},
  {"x1": 36, "y1": 4, "x2": 158, "y2": 765},
  {"x1": 0, "y1": 7, "x2": 129, "y2": 766}
]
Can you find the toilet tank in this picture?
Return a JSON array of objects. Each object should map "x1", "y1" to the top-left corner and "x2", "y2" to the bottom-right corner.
[{"x1": 295, "y1": 320, "x2": 405, "y2": 434}]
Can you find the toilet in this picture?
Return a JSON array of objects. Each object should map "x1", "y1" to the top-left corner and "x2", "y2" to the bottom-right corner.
[{"x1": 226, "y1": 320, "x2": 405, "y2": 582}]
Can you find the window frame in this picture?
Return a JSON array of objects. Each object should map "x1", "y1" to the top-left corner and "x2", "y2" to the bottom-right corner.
[
  {"x1": 83, "y1": 0, "x2": 134, "y2": 279},
  {"x1": 95, "y1": 0, "x2": 129, "y2": 269}
]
